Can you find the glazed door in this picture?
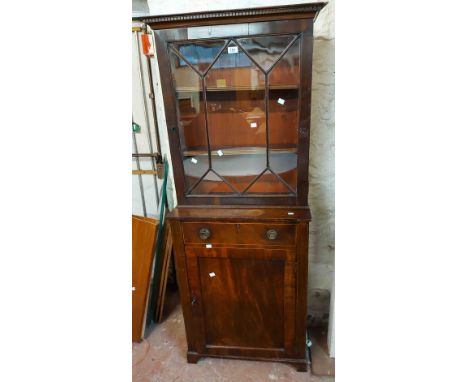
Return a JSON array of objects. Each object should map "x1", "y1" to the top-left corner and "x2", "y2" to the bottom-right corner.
[
  {"x1": 185, "y1": 246, "x2": 297, "y2": 358},
  {"x1": 154, "y1": 19, "x2": 314, "y2": 205}
]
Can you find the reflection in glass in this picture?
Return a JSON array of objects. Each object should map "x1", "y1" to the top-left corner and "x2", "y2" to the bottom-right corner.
[
  {"x1": 170, "y1": 40, "x2": 227, "y2": 75},
  {"x1": 237, "y1": 35, "x2": 297, "y2": 72}
]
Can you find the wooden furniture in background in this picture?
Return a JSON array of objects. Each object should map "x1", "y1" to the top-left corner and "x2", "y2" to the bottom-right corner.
[
  {"x1": 132, "y1": 215, "x2": 159, "y2": 342},
  {"x1": 140, "y1": 2, "x2": 326, "y2": 371}
]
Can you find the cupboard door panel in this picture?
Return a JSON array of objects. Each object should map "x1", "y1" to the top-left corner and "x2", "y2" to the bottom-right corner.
[
  {"x1": 187, "y1": 247, "x2": 297, "y2": 356},
  {"x1": 200, "y1": 257, "x2": 284, "y2": 348}
]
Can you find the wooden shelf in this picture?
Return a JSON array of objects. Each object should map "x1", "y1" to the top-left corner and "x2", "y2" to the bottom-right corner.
[
  {"x1": 183, "y1": 147, "x2": 297, "y2": 157},
  {"x1": 180, "y1": 111, "x2": 299, "y2": 148}
]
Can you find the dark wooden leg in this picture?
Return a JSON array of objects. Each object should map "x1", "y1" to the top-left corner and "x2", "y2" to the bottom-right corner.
[
  {"x1": 296, "y1": 362, "x2": 308, "y2": 372},
  {"x1": 187, "y1": 351, "x2": 201, "y2": 364}
]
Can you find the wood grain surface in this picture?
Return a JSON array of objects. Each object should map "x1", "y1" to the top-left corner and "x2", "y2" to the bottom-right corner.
[{"x1": 132, "y1": 215, "x2": 158, "y2": 342}]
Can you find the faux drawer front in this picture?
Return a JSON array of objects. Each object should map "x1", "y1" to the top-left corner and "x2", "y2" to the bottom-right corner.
[
  {"x1": 185, "y1": 246, "x2": 296, "y2": 262},
  {"x1": 182, "y1": 222, "x2": 296, "y2": 246}
]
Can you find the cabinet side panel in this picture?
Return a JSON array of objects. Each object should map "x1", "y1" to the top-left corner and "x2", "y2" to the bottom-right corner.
[
  {"x1": 295, "y1": 222, "x2": 309, "y2": 357},
  {"x1": 297, "y1": 23, "x2": 314, "y2": 205},
  {"x1": 169, "y1": 220, "x2": 197, "y2": 352},
  {"x1": 185, "y1": 255, "x2": 207, "y2": 353}
]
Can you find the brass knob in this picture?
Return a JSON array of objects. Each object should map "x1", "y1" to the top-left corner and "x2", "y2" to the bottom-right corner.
[
  {"x1": 266, "y1": 229, "x2": 278, "y2": 240},
  {"x1": 199, "y1": 227, "x2": 211, "y2": 240}
]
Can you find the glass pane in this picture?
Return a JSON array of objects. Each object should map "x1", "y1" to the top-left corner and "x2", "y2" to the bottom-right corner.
[
  {"x1": 205, "y1": 41, "x2": 267, "y2": 193},
  {"x1": 168, "y1": 35, "x2": 302, "y2": 198},
  {"x1": 205, "y1": 41, "x2": 265, "y2": 90},
  {"x1": 191, "y1": 170, "x2": 235, "y2": 195},
  {"x1": 246, "y1": 169, "x2": 291, "y2": 194},
  {"x1": 268, "y1": 151, "x2": 297, "y2": 192},
  {"x1": 169, "y1": 50, "x2": 209, "y2": 191},
  {"x1": 268, "y1": 38, "x2": 300, "y2": 192},
  {"x1": 237, "y1": 35, "x2": 296, "y2": 72},
  {"x1": 170, "y1": 40, "x2": 227, "y2": 75},
  {"x1": 211, "y1": 152, "x2": 266, "y2": 193}
]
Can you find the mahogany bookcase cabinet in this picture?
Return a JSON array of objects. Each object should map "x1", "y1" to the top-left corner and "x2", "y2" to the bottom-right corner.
[{"x1": 141, "y1": 2, "x2": 326, "y2": 371}]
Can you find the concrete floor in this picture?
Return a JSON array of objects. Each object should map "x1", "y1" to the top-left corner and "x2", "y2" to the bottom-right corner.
[{"x1": 133, "y1": 293, "x2": 335, "y2": 382}]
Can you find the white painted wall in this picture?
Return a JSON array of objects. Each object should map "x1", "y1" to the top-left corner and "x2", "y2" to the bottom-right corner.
[{"x1": 136, "y1": 0, "x2": 335, "y2": 354}]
